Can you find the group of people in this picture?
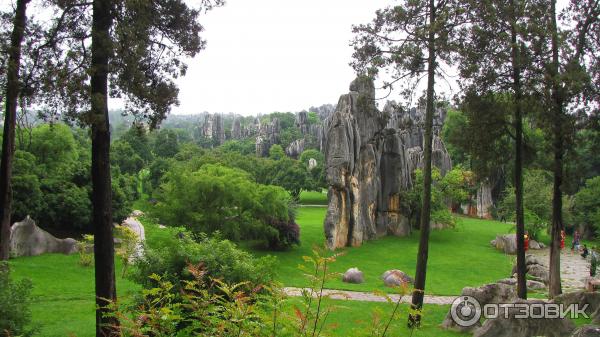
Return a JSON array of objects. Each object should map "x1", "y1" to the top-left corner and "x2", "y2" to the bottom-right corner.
[{"x1": 523, "y1": 229, "x2": 592, "y2": 259}]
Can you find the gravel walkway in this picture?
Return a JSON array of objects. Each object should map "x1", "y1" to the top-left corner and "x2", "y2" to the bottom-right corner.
[
  {"x1": 529, "y1": 247, "x2": 593, "y2": 291},
  {"x1": 283, "y1": 287, "x2": 456, "y2": 305}
]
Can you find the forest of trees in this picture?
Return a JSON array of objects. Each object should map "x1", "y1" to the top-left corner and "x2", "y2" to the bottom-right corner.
[{"x1": 0, "y1": 0, "x2": 598, "y2": 335}]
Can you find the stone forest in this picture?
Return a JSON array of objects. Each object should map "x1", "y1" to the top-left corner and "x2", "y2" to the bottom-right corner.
[{"x1": 1, "y1": 1, "x2": 600, "y2": 337}]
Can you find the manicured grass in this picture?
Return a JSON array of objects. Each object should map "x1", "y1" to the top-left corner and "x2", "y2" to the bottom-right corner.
[
  {"x1": 299, "y1": 190, "x2": 328, "y2": 205},
  {"x1": 247, "y1": 208, "x2": 516, "y2": 296}
]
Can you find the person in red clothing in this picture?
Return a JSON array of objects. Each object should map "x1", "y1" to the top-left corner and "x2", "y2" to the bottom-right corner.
[
  {"x1": 524, "y1": 231, "x2": 530, "y2": 251},
  {"x1": 560, "y1": 230, "x2": 566, "y2": 250}
]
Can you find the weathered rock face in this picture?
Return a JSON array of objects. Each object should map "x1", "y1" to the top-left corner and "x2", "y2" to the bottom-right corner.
[
  {"x1": 495, "y1": 234, "x2": 517, "y2": 254},
  {"x1": 10, "y1": 216, "x2": 78, "y2": 257},
  {"x1": 308, "y1": 158, "x2": 318, "y2": 170},
  {"x1": 477, "y1": 181, "x2": 494, "y2": 219},
  {"x1": 285, "y1": 138, "x2": 305, "y2": 159},
  {"x1": 201, "y1": 113, "x2": 225, "y2": 145},
  {"x1": 256, "y1": 118, "x2": 280, "y2": 157},
  {"x1": 323, "y1": 77, "x2": 452, "y2": 250},
  {"x1": 231, "y1": 118, "x2": 242, "y2": 139}
]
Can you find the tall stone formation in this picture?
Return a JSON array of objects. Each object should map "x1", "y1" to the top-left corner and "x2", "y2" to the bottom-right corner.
[
  {"x1": 255, "y1": 117, "x2": 281, "y2": 157},
  {"x1": 201, "y1": 113, "x2": 225, "y2": 145},
  {"x1": 231, "y1": 118, "x2": 242, "y2": 139},
  {"x1": 324, "y1": 77, "x2": 452, "y2": 250}
]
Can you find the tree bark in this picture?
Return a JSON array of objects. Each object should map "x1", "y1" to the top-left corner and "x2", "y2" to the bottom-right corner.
[
  {"x1": 510, "y1": 0, "x2": 527, "y2": 300},
  {"x1": 409, "y1": 0, "x2": 436, "y2": 327},
  {"x1": 91, "y1": 1, "x2": 119, "y2": 335},
  {"x1": 0, "y1": 0, "x2": 30, "y2": 261},
  {"x1": 548, "y1": 0, "x2": 563, "y2": 299}
]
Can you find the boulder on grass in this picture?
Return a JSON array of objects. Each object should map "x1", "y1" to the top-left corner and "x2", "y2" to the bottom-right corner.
[
  {"x1": 495, "y1": 234, "x2": 517, "y2": 254},
  {"x1": 10, "y1": 216, "x2": 77, "y2": 257},
  {"x1": 131, "y1": 210, "x2": 144, "y2": 217},
  {"x1": 381, "y1": 270, "x2": 413, "y2": 287},
  {"x1": 342, "y1": 268, "x2": 364, "y2": 284}
]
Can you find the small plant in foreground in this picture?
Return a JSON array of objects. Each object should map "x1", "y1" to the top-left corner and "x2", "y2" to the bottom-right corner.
[
  {"x1": 0, "y1": 263, "x2": 35, "y2": 337},
  {"x1": 77, "y1": 234, "x2": 94, "y2": 267}
]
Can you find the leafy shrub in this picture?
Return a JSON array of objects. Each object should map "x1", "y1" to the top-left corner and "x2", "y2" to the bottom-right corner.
[
  {"x1": 78, "y1": 234, "x2": 95, "y2": 267},
  {"x1": 153, "y1": 164, "x2": 299, "y2": 249},
  {"x1": 0, "y1": 263, "x2": 35, "y2": 337},
  {"x1": 130, "y1": 231, "x2": 276, "y2": 293},
  {"x1": 266, "y1": 218, "x2": 301, "y2": 250}
]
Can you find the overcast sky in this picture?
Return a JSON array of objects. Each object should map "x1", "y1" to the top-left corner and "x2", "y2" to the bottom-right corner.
[{"x1": 173, "y1": 0, "x2": 390, "y2": 115}]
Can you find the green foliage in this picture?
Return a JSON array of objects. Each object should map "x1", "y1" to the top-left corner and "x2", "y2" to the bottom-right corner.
[
  {"x1": 299, "y1": 149, "x2": 326, "y2": 190},
  {"x1": 573, "y1": 176, "x2": 600, "y2": 235},
  {"x1": 270, "y1": 158, "x2": 312, "y2": 200},
  {"x1": 153, "y1": 164, "x2": 298, "y2": 248},
  {"x1": 268, "y1": 144, "x2": 285, "y2": 160},
  {"x1": 114, "y1": 225, "x2": 141, "y2": 277},
  {"x1": 78, "y1": 235, "x2": 95, "y2": 267},
  {"x1": 219, "y1": 139, "x2": 256, "y2": 156},
  {"x1": 10, "y1": 124, "x2": 134, "y2": 231},
  {"x1": 0, "y1": 263, "x2": 35, "y2": 337},
  {"x1": 131, "y1": 232, "x2": 276, "y2": 294},
  {"x1": 153, "y1": 129, "x2": 180, "y2": 158},
  {"x1": 111, "y1": 140, "x2": 144, "y2": 174}
]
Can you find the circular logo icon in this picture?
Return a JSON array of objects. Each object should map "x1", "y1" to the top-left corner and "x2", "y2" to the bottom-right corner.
[{"x1": 450, "y1": 296, "x2": 482, "y2": 327}]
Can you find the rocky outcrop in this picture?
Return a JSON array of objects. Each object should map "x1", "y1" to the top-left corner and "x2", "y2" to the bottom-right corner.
[
  {"x1": 477, "y1": 181, "x2": 494, "y2": 219},
  {"x1": 285, "y1": 138, "x2": 305, "y2": 159},
  {"x1": 256, "y1": 118, "x2": 280, "y2": 157},
  {"x1": 494, "y1": 234, "x2": 517, "y2": 254},
  {"x1": 10, "y1": 216, "x2": 78, "y2": 257},
  {"x1": 571, "y1": 325, "x2": 600, "y2": 337},
  {"x1": 323, "y1": 77, "x2": 452, "y2": 250},
  {"x1": 201, "y1": 113, "x2": 225, "y2": 145},
  {"x1": 231, "y1": 118, "x2": 242, "y2": 139}
]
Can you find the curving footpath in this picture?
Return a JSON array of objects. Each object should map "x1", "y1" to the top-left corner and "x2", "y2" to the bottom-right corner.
[{"x1": 282, "y1": 287, "x2": 456, "y2": 305}]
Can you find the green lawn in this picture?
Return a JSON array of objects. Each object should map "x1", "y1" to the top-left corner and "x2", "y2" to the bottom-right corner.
[
  {"x1": 247, "y1": 207, "x2": 516, "y2": 296},
  {"x1": 299, "y1": 190, "x2": 328, "y2": 205}
]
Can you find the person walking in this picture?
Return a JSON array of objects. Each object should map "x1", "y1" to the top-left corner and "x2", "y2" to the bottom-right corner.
[{"x1": 572, "y1": 230, "x2": 581, "y2": 252}]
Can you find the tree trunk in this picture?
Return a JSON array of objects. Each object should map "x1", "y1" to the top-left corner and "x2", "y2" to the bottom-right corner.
[
  {"x1": 548, "y1": 0, "x2": 563, "y2": 298},
  {"x1": 510, "y1": 0, "x2": 527, "y2": 300},
  {"x1": 0, "y1": 0, "x2": 29, "y2": 261},
  {"x1": 91, "y1": 1, "x2": 119, "y2": 335},
  {"x1": 408, "y1": 0, "x2": 436, "y2": 327}
]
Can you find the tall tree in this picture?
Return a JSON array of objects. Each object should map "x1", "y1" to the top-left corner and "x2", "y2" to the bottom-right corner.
[
  {"x1": 534, "y1": 0, "x2": 600, "y2": 298},
  {"x1": 47, "y1": 1, "x2": 223, "y2": 334},
  {"x1": 90, "y1": 1, "x2": 118, "y2": 335},
  {"x1": 456, "y1": 0, "x2": 547, "y2": 299},
  {"x1": 351, "y1": 0, "x2": 465, "y2": 326},
  {"x1": 0, "y1": 0, "x2": 30, "y2": 261}
]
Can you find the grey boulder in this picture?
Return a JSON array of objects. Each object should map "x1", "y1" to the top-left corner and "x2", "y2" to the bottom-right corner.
[
  {"x1": 10, "y1": 216, "x2": 77, "y2": 257},
  {"x1": 382, "y1": 269, "x2": 413, "y2": 287},
  {"x1": 342, "y1": 267, "x2": 364, "y2": 284}
]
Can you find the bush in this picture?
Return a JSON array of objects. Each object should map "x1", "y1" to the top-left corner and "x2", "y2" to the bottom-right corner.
[
  {"x1": 131, "y1": 231, "x2": 276, "y2": 293},
  {"x1": 0, "y1": 263, "x2": 35, "y2": 337},
  {"x1": 153, "y1": 164, "x2": 299, "y2": 249},
  {"x1": 267, "y1": 218, "x2": 301, "y2": 250}
]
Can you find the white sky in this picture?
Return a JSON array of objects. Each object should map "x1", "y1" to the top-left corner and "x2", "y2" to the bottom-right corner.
[{"x1": 173, "y1": 0, "x2": 391, "y2": 115}]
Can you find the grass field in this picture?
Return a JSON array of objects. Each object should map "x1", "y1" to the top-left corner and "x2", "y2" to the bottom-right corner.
[
  {"x1": 298, "y1": 190, "x2": 328, "y2": 205},
  {"x1": 246, "y1": 207, "x2": 516, "y2": 296},
  {"x1": 7, "y1": 217, "x2": 469, "y2": 337}
]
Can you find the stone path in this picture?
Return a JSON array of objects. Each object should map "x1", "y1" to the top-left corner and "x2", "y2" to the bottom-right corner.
[
  {"x1": 529, "y1": 247, "x2": 592, "y2": 291},
  {"x1": 283, "y1": 287, "x2": 456, "y2": 305}
]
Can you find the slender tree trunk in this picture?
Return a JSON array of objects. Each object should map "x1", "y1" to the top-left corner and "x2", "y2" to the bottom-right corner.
[
  {"x1": 91, "y1": 1, "x2": 118, "y2": 335},
  {"x1": 510, "y1": 0, "x2": 527, "y2": 299},
  {"x1": 408, "y1": 0, "x2": 436, "y2": 327},
  {"x1": 0, "y1": 0, "x2": 29, "y2": 261},
  {"x1": 548, "y1": 0, "x2": 564, "y2": 298}
]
